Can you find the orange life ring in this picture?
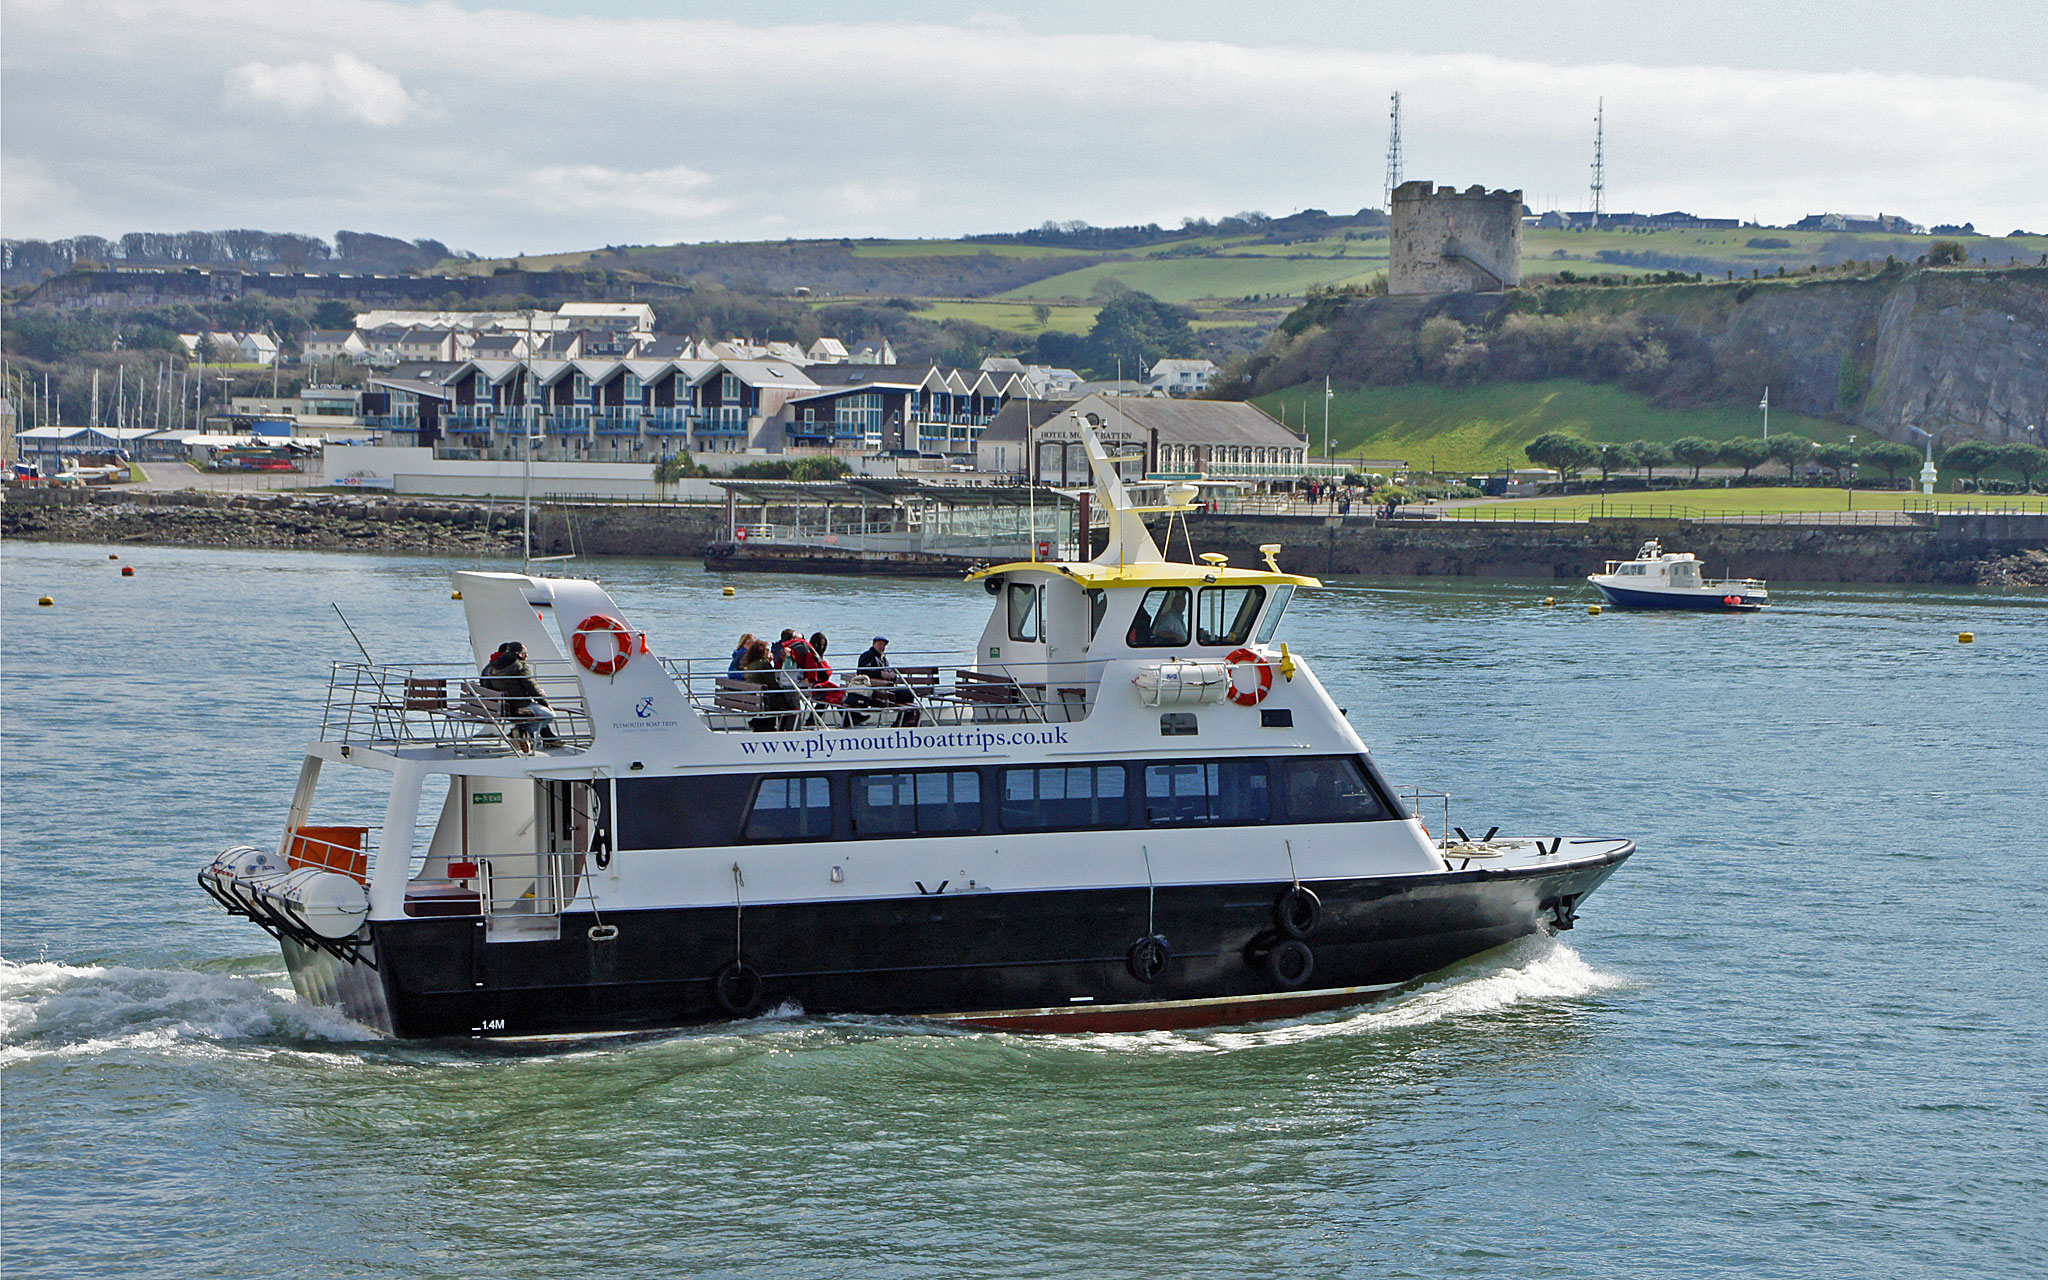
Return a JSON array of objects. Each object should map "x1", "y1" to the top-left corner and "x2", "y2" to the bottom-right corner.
[
  {"x1": 572, "y1": 614, "x2": 633, "y2": 675},
  {"x1": 1225, "y1": 647, "x2": 1273, "y2": 706}
]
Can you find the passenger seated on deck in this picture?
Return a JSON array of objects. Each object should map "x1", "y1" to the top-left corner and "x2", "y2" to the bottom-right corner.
[
  {"x1": 741, "y1": 638, "x2": 792, "y2": 731},
  {"x1": 788, "y1": 632, "x2": 846, "y2": 705},
  {"x1": 849, "y1": 635, "x2": 919, "y2": 726},
  {"x1": 727, "y1": 632, "x2": 757, "y2": 681},
  {"x1": 480, "y1": 641, "x2": 560, "y2": 745}
]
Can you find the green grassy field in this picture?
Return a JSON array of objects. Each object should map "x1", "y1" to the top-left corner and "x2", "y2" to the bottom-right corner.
[
  {"x1": 1003, "y1": 256, "x2": 1384, "y2": 303},
  {"x1": 847, "y1": 241, "x2": 1094, "y2": 260},
  {"x1": 1252, "y1": 379, "x2": 1848, "y2": 473},
  {"x1": 1438, "y1": 488, "x2": 2048, "y2": 517},
  {"x1": 897, "y1": 299, "x2": 1099, "y2": 334},
  {"x1": 441, "y1": 226, "x2": 2046, "y2": 301}
]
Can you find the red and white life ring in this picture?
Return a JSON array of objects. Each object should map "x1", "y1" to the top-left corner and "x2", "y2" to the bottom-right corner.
[
  {"x1": 572, "y1": 614, "x2": 633, "y2": 675},
  {"x1": 1225, "y1": 647, "x2": 1273, "y2": 706}
]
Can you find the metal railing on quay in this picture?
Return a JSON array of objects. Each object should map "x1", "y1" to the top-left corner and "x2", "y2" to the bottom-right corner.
[{"x1": 321, "y1": 661, "x2": 596, "y2": 755}]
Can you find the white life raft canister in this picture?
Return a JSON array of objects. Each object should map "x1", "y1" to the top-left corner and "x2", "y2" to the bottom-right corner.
[{"x1": 1133, "y1": 662, "x2": 1231, "y2": 707}]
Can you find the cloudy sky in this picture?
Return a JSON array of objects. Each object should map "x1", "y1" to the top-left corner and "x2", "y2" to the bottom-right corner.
[{"x1": 4, "y1": 0, "x2": 2043, "y2": 255}]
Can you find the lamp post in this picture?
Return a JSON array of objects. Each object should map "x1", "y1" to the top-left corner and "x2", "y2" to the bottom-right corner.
[
  {"x1": 1322, "y1": 376, "x2": 1332, "y2": 464},
  {"x1": 1846, "y1": 433, "x2": 1856, "y2": 510},
  {"x1": 1759, "y1": 387, "x2": 1770, "y2": 441}
]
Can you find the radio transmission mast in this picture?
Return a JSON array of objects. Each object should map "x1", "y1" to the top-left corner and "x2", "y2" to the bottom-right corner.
[
  {"x1": 1590, "y1": 97, "x2": 1606, "y2": 219},
  {"x1": 1383, "y1": 91, "x2": 1403, "y2": 210}
]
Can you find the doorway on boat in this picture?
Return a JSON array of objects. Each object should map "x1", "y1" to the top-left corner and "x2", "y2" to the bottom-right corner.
[{"x1": 482, "y1": 779, "x2": 605, "y2": 939}]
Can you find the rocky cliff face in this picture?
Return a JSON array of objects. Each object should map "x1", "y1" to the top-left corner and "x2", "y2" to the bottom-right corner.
[
  {"x1": 1861, "y1": 270, "x2": 2047, "y2": 443},
  {"x1": 1268, "y1": 266, "x2": 2046, "y2": 446}
]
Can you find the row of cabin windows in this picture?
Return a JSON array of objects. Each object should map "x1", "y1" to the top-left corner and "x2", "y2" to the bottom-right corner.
[
  {"x1": 1006, "y1": 583, "x2": 1293, "y2": 648},
  {"x1": 616, "y1": 755, "x2": 1395, "y2": 850}
]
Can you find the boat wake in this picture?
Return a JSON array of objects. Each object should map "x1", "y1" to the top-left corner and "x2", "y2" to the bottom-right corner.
[
  {"x1": 0, "y1": 957, "x2": 377, "y2": 1066},
  {"x1": 1078, "y1": 934, "x2": 1632, "y2": 1054}
]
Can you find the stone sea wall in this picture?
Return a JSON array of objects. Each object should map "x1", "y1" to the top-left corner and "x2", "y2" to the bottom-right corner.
[
  {"x1": 0, "y1": 489, "x2": 727, "y2": 560},
  {"x1": 6, "y1": 489, "x2": 2045, "y2": 585}
]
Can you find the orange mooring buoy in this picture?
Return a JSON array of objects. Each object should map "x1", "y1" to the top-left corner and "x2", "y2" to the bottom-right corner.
[{"x1": 121, "y1": 565, "x2": 136, "y2": 577}]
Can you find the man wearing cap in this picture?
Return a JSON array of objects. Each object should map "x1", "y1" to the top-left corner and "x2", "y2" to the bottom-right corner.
[{"x1": 856, "y1": 635, "x2": 919, "y2": 726}]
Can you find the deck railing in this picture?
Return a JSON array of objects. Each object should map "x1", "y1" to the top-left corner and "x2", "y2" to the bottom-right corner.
[
  {"x1": 320, "y1": 661, "x2": 596, "y2": 755},
  {"x1": 662, "y1": 651, "x2": 1107, "y2": 733}
]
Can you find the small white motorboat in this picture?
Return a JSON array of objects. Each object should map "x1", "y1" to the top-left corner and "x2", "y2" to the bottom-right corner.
[{"x1": 1588, "y1": 540, "x2": 1769, "y2": 610}]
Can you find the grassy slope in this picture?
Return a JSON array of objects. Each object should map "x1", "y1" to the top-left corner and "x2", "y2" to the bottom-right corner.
[
  {"x1": 856, "y1": 299, "x2": 1100, "y2": 335},
  {"x1": 1439, "y1": 488, "x2": 2046, "y2": 516},
  {"x1": 1252, "y1": 379, "x2": 1848, "y2": 473},
  {"x1": 441, "y1": 228, "x2": 2046, "y2": 298},
  {"x1": 1001, "y1": 256, "x2": 1385, "y2": 303}
]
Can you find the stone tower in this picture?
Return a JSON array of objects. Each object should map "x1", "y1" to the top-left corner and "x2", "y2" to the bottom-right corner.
[{"x1": 1388, "y1": 181, "x2": 1523, "y2": 295}]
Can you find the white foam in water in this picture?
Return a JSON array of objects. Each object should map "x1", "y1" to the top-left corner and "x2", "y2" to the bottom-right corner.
[
  {"x1": 0, "y1": 957, "x2": 377, "y2": 1065},
  {"x1": 1077, "y1": 934, "x2": 1631, "y2": 1054}
]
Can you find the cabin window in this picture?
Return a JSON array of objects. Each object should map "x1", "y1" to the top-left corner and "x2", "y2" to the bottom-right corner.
[
  {"x1": 1128, "y1": 588, "x2": 1191, "y2": 647},
  {"x1": 743, "y1": 775, "x2": 833, "y2": 841},
  {"x1": 1000, "y1": 765, "x2": 1128, "y2": 830},
  {"x1": 1008, "y1": 582, "x2": 1044, "y2": 642},
  {"x1": 1144, "y1": 761, "x2": 1269, "y2": 826},
  {"x1": 853, "y1": 770, "x2": 982, "y2": 836},
  {"x1": 1281, "y1": 756, "x2": 1389, "y2": 823},
  {"x1": 1086, "y1": 589, "x2": 1108, "y2": 639},
  {"x1": 1254, "y1": 585, "x2": 1294, "y2": 644},
  {"x1": 1197, "y1": 586, "x2": 1266, "y2": 647}
]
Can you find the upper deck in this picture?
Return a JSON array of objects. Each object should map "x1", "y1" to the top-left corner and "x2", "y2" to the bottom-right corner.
[{"x1": 317, "y1": 408, "x2": 1340, "y2": 766}]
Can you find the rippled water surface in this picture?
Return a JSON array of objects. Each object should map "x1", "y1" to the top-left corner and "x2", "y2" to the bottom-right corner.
[{"x1": 4, "y1": 541, "x2": 2045, "y2": 1278}]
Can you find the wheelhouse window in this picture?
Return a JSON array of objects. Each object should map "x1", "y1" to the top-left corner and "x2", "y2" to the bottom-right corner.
[
  {"x1": 744, "y1": 775, "x2": 833, "y2": 841},
  {"x1": 1000, "y1": 765, "x2": 1128, "y2": 830},
  {"x1": 1008, "y1": 582, "x2": 1044, "y2": 642},
  {"x1": 853, "y1": 770, "x2": 981, "y2": 836},
  {"x1": 1128, "y1": 587, "x2": 1191, "y2": 647},
  {"x1": 1086, "y1": 589, "x2": 1108, "y2": 639},
  {"x1": 1197, "y1": 586, "x2": 1266, "y2": 647},
  {"x1": 1145, "y1": 761, "x2": 1269, "y2": 826},
  {"x1": 1281, "y1": 756, "x2": 1389, "y2": 823},
  {"x1": 1254, "y1": 585, "x2": 1294, "y2": 645}
]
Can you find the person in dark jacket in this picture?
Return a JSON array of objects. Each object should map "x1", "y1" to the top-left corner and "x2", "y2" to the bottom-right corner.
[
  {"x1": 480, "y1": 641, "x2": 560, "y2": 745},
  {"x1": 853, "y1": 635, "x2": 919, "y2": 726}
]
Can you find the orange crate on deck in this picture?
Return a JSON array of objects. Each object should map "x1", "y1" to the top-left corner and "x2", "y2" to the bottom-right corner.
[{"x1": 288, "y1": 825, "x2": 369, "y2": 882}]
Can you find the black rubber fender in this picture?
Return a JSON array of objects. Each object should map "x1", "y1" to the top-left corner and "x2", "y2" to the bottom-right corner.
[
  {"x1": 711, "y1": 961, "x2": 764, "y2": 1016},
  {"x1": 1264, "y1": 939, "x2": 1314, "y2": 989},
  {"x1": 1274, "y1": 885, "x2": 1322, "y2": 939},
  {"x1": 1126, "y1": 934, "x2": 1173, "y2": 984}
]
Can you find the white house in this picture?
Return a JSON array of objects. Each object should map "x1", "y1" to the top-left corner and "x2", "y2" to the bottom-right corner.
[
  {"x1": 1148, "y1": 358, "x2": 1218, "y2": 397},
  {"x1": 300, "y1": 330, "x2": 368, "y2": 364}
]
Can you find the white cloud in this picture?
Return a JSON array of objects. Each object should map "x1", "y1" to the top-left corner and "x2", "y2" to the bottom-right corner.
[
  {"x1": 3, "y1": 1, "x2": 2041, "y2": 249},
  {"x1": 225, "y1": 53, "x2": 418, "y2": 127},
  {"x1": 520, "y1": 164, "x2": 727, "y2": 221}
]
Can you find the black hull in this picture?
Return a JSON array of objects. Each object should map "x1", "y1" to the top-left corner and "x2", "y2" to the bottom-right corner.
[{"x1": 289, "y1": 851, "x2": 1629, "y2": 1039}]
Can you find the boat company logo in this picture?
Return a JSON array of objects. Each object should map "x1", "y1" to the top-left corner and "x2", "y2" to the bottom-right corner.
[
  {"x1": 634, "y1": 697, "x2": 656, "y2": 718},
  {"x1": 738, "y1": 726, "x2": 1071, "y2": 760}
]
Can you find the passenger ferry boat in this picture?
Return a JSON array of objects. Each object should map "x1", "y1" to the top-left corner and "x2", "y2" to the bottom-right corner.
[
  {"x1": 1588, "y1": 540, "x2": 1769, "y2": 611},
  {"x1": 199, "y1": 416, "x2": 1633, "y2": 1038}
]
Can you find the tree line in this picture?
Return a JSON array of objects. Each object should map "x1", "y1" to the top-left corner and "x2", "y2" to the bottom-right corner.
[
  {"x1": 1, "y1": 230, "x2": 471, "y2": 285},
  {"x1": 1525, "y1": 431, "x2": 2048, "y2": 492}
]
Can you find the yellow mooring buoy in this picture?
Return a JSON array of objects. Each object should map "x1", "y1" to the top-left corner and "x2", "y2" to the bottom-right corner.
[
  {"x1": 38, "y1": 596, "x2": 54, "y2": 607},
  {"x1": 1588, "y1": 604, "x2": 1603, "y2": 615},
  {"x1": 1544, "y1": 596, "x2": 1556, "y2": 606},
  {"x1": 109, "y1": 553, "x2": 119, "y2": 560},
  {"x1": 1959, "y1": 632, "x2": 1974, "y2": 644},
  {"x1": 722, "y1": 586, "x2": 736, "y2": 597},
  {"x1": 452, "y1": 590, "x2": 463, "y2": 600}
]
